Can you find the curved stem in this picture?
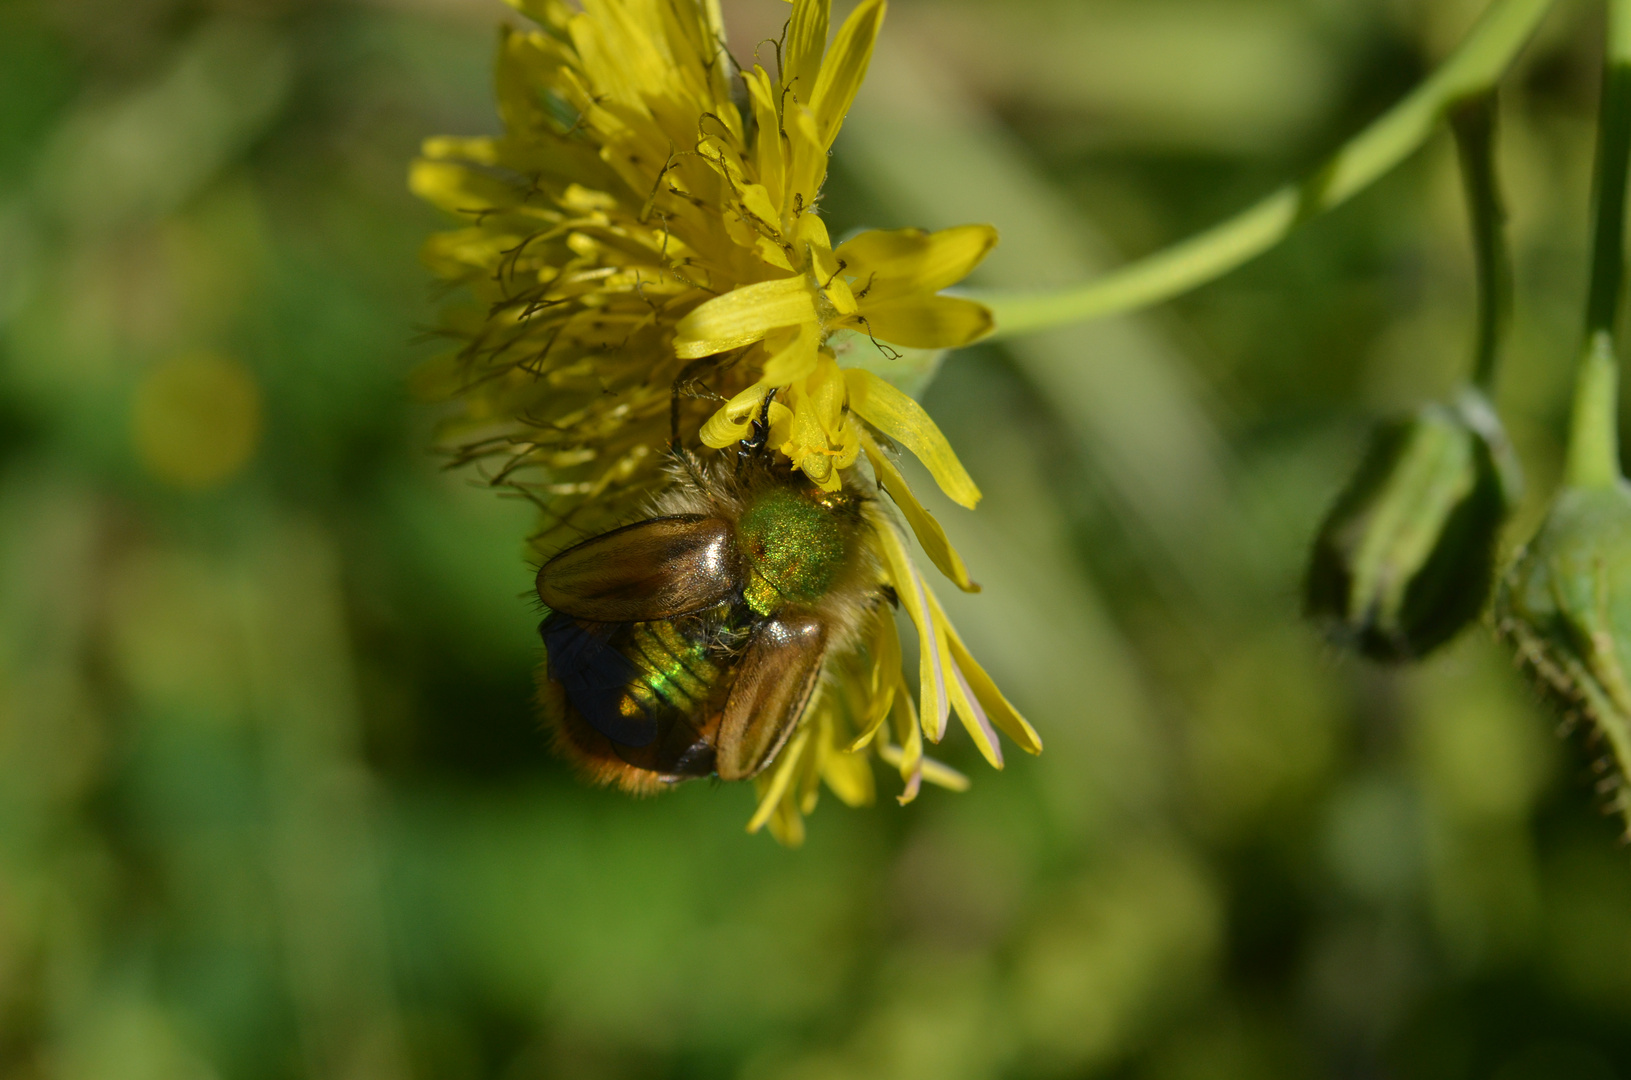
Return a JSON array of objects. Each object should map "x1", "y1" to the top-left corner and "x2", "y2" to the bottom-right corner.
[
  {"x1": 1450, "y1": 93, "x2": 1511, "y2": 392},
  {"x1": 1566, "y1": 0, "x2": 1631, "y2": 489},
  {"x1": 970, "y1": 0, "x2": 1554, "y2": 340}
]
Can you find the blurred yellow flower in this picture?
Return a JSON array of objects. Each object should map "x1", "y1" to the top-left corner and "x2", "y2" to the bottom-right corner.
[
  {"x1": 412, "y1": 0, "x2": 1038, "y2": 841},
  {"x1": 132, "y1": 351, "x2": 262, "y2": 490}
]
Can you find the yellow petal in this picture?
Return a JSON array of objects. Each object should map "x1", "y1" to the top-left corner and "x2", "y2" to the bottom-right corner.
[
  {"x1": 871, "y1": 699, "x2": 967, "y2": 796},
  {"x1": 836, "y1": 224, "x2": 998, "y2": 302},
  {"x1": 938, "y1": 602, "x2": 1042, "y2": 756},
  {"x1": 821, "y1": 748, "x2": 875, "y2": 807},
  {"x1": 928, "y1": 593, "x2": 1003, "y2": 769},
  {"x1": 744, "y1": 66, "x2": 786, "y2": 204},
  {"x1": 830, "y1": 419, "x2": 861, "y2": 470},
  {"x1": 797, "y1": 717, "x2": 825, "y2": 814},
  {"x1": 783, "y1": 101, "x2": 826, "y2": 214},
  {"x1": 767, "y1": 802, "x2": 805, "y2": 846},
  {"x1": 918, "y1": 756, "x2": 971, "y2": 792},
  {"x1": 846, "y1": 370, "x2": 981, "y2": 509},
  {"x1": 503, "y1": 0, "x2": 572, "y2": 29},
  {"x1": 781, "y1": 358, "x2": 856, "y2": 490},
  {"x1": 496, "y1": 28, "x2": 568, "y2": 134},
  {"x1": 876, "y1": 717, "x2": 972, "y2": 796},
  {"x1": 806, "y1": 223, "x2": 859, "y2": 315},
  {"x1": 761, "y1": 322, "x2": 821, "y2": 384},
  {"x1": 747, "y1": 725, "x2": 811, "y2": 834},
  {"x1": 420, "y1": 135, "x2": 502, "y2": 166},
  {"x1": 877, "y1": 743, "x2": 971, "y2": 793},
  {"x1": 817, "y1": 705, "x2": 875, "y2": 807},
  {"x1": 795, "y1": 211, "x2": 834, "y2": 254},
  {"x1": 871, "y1": 510, "x2": 949, "y2": 740},
  {"x1": 409, "y1": 159, "x2": 522, "y2": 215},
  {"x1": 783, "y1": 0, "x2": 830, "y2": 105},
  {"x1": 674, "y1": 277, "x2": 816, "y2": 358},
  {"x1": 421, "y1": 227, "x2": 520, "y2": 276},
  {"x1": 755, "y1": 235, "x2": 796, "y2": 274},
  {"x1": 557, "y1": 183, "x2": 619, "y2": 214},
  {"x1": 568, "y1": 2, "x2": 658, "y2": 114},
  {"x1": 700, "y1": 383, "x2": 791, "y2": 448},
  {"x1": 824, "y1": 274, "x2": 857, "y2": 316},
  {"x1": 809, "y1": 0, "x2": 886, "y2": 147},
  {"x1": 794, "y1": 451, "x2": 838, "y2": 490},
  {"x1": 889, "y1": 688, "x2": 924, "y2": 803},
  {"x1": 787, "y1": 388, "x2": 831, "y2": 458},
  {"x1": 859, "y1": 429, "x2": 978, "y2": 592},
  {"x1": 805, "y1": 352, "x2": 848, "y2": 434},
  {"x1": 847, "y1": 607, "x2": 900, "y2": 751},
  {"x1": 700, "y1": 411, "x2": 746, "y2": 450},
  {"x1": 765, "y1": 396, "x2": 796, "y2": 452},
  {"x1": 740, "y1": 182, "x2": 783, "y2": 234},
  {"x1": 859, "y1": 294, "x2": 993, "y2": 350}
]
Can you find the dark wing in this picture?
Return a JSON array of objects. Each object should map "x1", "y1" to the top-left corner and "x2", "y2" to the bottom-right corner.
[
  {"x1": 714, "y1": 613, "x2": 827, "y2": 781},
  {"x1": 540, "y1": 613, "x2": 654, "y2": 746},
  {"x1": 540, "y1": 613, "x2": 723, "y2": 778},
  {"x1": 537, "y1": 516, "x2": 737, "y2": 622}
]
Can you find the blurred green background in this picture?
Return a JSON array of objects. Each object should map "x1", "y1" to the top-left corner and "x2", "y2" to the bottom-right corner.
[{"x1": 2, "y1": 0, "x2": 1628, "y2": 1076}]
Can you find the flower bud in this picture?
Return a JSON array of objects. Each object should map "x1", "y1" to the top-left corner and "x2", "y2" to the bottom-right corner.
[
  {"x1": 1496, "y1": 485, "x2": 1631, "y2": 789},
  {"x1": 1306, "y1": 390, "x2": 1520, "y2": 661}
]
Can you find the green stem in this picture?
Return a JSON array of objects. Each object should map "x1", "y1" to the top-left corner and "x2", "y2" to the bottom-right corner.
[
  {"x1": 1450, "y1": 93, "x2": 1511, "y2": 392},
  {"x1": 1586, "y1": 25, "x2": 1631, "y2": 336},
  {"x1": 970, "y1": 0, "x2": 1554, "y2": 339},
  {"x1": 1566, "y1": 0, "x2": 1631, "y2": 489},
  {"x1": 1568, "y1": 332, "x2": 1621, "y2": 488}
]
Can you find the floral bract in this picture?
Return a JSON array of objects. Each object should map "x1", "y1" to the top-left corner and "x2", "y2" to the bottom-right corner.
[{"x1": 412, "y1": 0, "x2": 1039, "y2": 843}]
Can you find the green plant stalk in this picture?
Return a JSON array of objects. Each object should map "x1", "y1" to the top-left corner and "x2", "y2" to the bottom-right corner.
[
  {"x1": 1565, "y1": 0, "x2": 1631, "y2": 490},
  {"x1": 1450, "y1": 93, "x2": 1511, "y2": 392},
  {"x1": 971, "y1": 0, "x2": 1554, "y2": 339},
  {"x1": 1567, "y1": 332, "x2": 1621, "y2": 488}
]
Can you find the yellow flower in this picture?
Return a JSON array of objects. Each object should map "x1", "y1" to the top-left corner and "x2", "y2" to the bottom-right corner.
[{"x1": 412, "y1": 0, "x2": 1040, "y2": 841}]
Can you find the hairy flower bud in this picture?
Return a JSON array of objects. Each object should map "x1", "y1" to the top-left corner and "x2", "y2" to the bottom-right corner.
[
  {"x1": 1496, "y1": 485, "x2": 1631, "y2": 808},
  {"x1": 1306, "y1": 390, "x2": 1520, "y2": 661}
]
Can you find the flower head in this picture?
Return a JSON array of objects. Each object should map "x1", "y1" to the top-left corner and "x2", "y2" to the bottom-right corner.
[{"x1": 413, "y1": 0, "x2": 1037, "y2": 840}]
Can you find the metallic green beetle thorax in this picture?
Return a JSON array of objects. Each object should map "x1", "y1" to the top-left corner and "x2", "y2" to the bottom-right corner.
[{"x1": 736, "y1": 487, "x2": 853, "y2": 616}]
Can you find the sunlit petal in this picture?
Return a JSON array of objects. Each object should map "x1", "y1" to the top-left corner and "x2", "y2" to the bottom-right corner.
[
  {"x1": 860, "y1": 428, "x2": 978, "y2": 591},
  {"x1": 859, "y1": 294, "x2": 993, "y2": 349},
  {"x1": 836, "y1": 224, "x2": 999, "y2": 302},
  {"x1": 846, "y1": 370, "x2": 982, "y2": 508},
  {"x1": 809, "y1": 0, "x2": 887, "y2": 147},
  {"x1": 675, "y1": 276, "x2": 816, "y2": 358}
]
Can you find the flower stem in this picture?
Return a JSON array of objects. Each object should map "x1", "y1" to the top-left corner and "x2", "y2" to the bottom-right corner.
[
  {"x1": 1567, "y1": 333, "x2": 1621, "y2": 488},
  {"x1": 1565, "y1": 0, "x2": 1631, "y2": 490},
  {"x1": 1586, "y1": 11, "x2": 1631, "y2": 339},
  {"x1": 1450, "y1": 93, "x2": 1511, "y2": 392},
  {"x1": 970, "y1": 0, "x2": 1554, "y2": 340}
]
